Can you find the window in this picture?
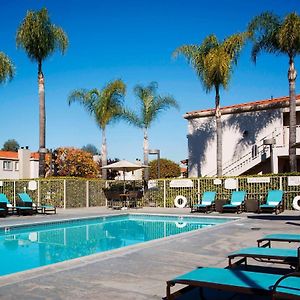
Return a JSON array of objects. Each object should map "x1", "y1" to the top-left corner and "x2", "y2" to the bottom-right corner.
[
  {"x1": 15, "y1": 162, "x2": 19, "y2": 171},
  {"x1": 3, "y1": 160, "x2": 13, "y2": 171}
]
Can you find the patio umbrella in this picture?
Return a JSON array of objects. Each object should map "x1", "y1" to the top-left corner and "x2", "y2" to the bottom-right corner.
[{"x1": 101, "y1": 160, "x2": 148, "y2": 193}]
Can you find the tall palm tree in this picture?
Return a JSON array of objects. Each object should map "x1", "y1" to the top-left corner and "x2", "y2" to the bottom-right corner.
[
  {"x1": 16, "y1": 8, "x2": 68, "y2": 177},
  {"x1": 173, "y1": 33, "x2": 246, "y2": 176},
  {"x1": 124, "y1": 82, "x2": 179, "y2": 181},
  {"x1": 68, "y1": 80, "x2": 126, "y2": 179},
  {"x1": 248, "y1": 12, "x2": 300, "y2": 172},
  {"x1": 0, "y1": 52, "x2": 14, "y2": 84}
]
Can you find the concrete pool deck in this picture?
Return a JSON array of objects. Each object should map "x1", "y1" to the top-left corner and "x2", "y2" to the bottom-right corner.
[{"x1": 0, "y1": 207, "x2": 299, "y2": 299}]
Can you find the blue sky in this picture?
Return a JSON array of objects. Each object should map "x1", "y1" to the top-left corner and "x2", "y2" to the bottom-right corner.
[{"x1": 0, "y1": 0, "x2": 299, "y2": 163}]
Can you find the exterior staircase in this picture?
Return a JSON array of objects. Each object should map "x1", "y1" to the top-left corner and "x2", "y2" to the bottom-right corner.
[{"x1": 205, "y1": 128, "x2": 283, "y2": 177}]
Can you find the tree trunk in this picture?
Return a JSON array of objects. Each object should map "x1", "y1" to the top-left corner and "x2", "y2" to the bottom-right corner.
[
  {"x1": 38, "y1": 62, "x2": 46, "y2": 178},
  {"x1": 215, "y1": 86, "x2": 222, "y2": 177},
  {"x1": 288, "y1": 57, "x2": 297, "y2": 172},
  {"x1": 143, "y1": 127, "x2": 149, "y2": 181},
  {"x1": 101, "y1": 127, "x2": 107, "y2": 179}
]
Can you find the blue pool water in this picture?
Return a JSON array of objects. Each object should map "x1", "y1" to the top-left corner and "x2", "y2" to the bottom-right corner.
[{"x1": 0, "y1": 214, "x2": 233, "y2": 276}]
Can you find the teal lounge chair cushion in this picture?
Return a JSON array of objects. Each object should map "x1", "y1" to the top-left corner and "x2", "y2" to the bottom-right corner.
[
  {"x1": 0, "y1": 193, "x2": 10, "y2": 204},
  {"x1": 223, "y1": 204, "x2": 239, "y2": 208},
  {"x1": 193, "y1": 204, "x2": 208, "y2": 208},
  {"x1": 171, "y1": 267, "x2": 279, "y2": 292},
  {"x1": 260, "y1": 204, "x2": 277, "y2": 208},
  {"x1": 201, "y1": 191, "x2": 216, "y2": 205},
  {"x1": 265, "y1": 190, "x2": 283, "y2": 206},
  {"x1": 230, "y1": 191, "x2": 246, "y2": 205},
  {"x1": 262, "y1": 234, "x2": 300, "y2": 242},
  {"x1": 229, "y1": 247, "x2": 298, "y2": 259},
  {"x1": 18, "y1": 193, "x2": 33, "y2": 203},
  {"x1": 169, "y1": 267, "x2": 300, "y2": 297}
]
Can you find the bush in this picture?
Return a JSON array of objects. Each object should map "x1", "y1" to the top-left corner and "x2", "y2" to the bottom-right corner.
[{"x1": 149, "y1": 158, "x2": 180, "y2": 179}]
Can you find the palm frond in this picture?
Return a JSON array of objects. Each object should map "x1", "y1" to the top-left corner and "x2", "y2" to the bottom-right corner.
[
  {"x1": 68, "y1": 88, "x2": 96, "y2": 115},
  {"x1": 53, "y1": 26, "x2": 69, "y2": 54},
  {"x1": 121, "y1": 107, "x2": 143, "y2": 128},
  {"x1": 0, "y1": 52, "x2": 15, "y2": 83}
]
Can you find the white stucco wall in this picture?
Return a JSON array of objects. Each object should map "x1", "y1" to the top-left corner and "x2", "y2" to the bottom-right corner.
[{"x1": 187, "y1": 108, "x2": 283, "y2": 177}]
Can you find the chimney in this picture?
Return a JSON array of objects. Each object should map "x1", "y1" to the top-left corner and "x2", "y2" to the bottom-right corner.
[{"x1": 18, "y1": 147, "x2": 31, "y2": 179}]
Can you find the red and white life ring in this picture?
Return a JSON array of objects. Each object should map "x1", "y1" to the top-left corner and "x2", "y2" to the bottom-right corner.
[{"x1": 174, "y1": 195, "x2": 187, "y2": 208}]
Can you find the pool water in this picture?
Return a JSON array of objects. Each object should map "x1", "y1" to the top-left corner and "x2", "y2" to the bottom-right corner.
[{"x1": 0, "y1": 214, "x2": 233, "y2": 276}]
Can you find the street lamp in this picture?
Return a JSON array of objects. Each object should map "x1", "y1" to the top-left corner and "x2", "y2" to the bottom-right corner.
[
  {"x1": 263, "y1": 138, "x2": 276, "y2": 173},
  {"x1": 148, "y1": 149, "x2": 160, "y2": 179}
]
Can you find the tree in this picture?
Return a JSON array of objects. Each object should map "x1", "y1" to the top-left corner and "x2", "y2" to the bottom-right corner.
[
  {"x1": 173, "y1": 33, "x2": 246, "y2": 176},
  {"x1": 16, "y1": 8, "x2": 68, "y2": 178},
  {"x1": 248, "y1": 12, "x2": 300, "y2": 172},
  {"x1": 68, "y1": 80, "x2": 126, "y2": 180},
  {"x1": 82, "y1": 144, "x2": 99, "y2": 155},
  {"x1": 2, "y1": 139, "x2": 19, "y2": 151},
  {"x1": 0, "y1": 52, "x2": 14, "y2": 84},
  {"x1": 149, "y1": 158, "x2": 180, "y2": 179},
  {"x1": 124, "y1": 82, "x2": 178, "y2": 181},
  {"x1": 46, "y1": 147, "x2": 99, "y2": 178}
]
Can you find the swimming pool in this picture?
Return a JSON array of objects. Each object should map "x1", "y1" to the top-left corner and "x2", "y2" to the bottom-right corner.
[{"x1": 0, "y1": 214, "x2": 234, "y2": 276}]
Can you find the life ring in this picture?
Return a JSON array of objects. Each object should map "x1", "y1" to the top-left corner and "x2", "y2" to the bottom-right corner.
[
  {"x1": 292, "y1": 196, "x2": 300, "y2": 211},
  {"x1": 175, "y1": 221, "x2": 187, "y2": 228},
  {"x1": 174, "y1": 195, "x2": 187, "y2": 208}
]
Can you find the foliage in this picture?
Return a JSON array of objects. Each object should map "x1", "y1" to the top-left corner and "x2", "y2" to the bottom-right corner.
[
  {"x1": 247, "y1": 12, "x2": 300, "y2": 62},
  {"x1": 149, "y1": 159, "x2": 180, "y2": 179},
  {"x1": 82, "y1": 144, "x2": 99, "y2": 155},
  {"x1": 0, "y1": 52, "x2": 14, "y2": 84},
  {"x1": 173, "y1": 33, "x2": 246, "y2": 92},
  {"x1": 97, "y1": 158, "x2": 120, "y2": 180},
  {"x1": 16, "y1": 8, "x2": 68, "y2": 66},
  {"x1": 2, "y1": 139, "x2": 20, "y2": 152},
  {"x1": 68, "y1": 80, "x2": 126, "y2": 130},
  {"x1": 46, "y1": 147, "x2": 99, "y2": 178},
  {"x1": 123, "y1": 82, "x2": 179, "y2": 129}
]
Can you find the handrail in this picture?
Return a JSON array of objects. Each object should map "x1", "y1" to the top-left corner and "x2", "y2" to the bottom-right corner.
[{"x1": 205, "y1": 127, "x2": 283, "y2": 176}]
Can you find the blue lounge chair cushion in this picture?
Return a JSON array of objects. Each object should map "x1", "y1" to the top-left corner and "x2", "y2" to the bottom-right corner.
[
  {"x1": 223, "y1": 204, "x2": 240, "y2": 208},
  {"x1": 0, "y1": 208, "x2": 5, "y2": 211},
  {"x1": 275, "y1": 276, "x2": 300, "y2": 297},
  {"x1": 18, "y1": 193, "x2": 33, "y2": 203},
  {"x1": 265, "y1": 190, "x2": 283, "y2": 206},
  {"x1": 0, "y1": 193, "x2": 10, "y2": 204},
  {"x1": 260, "y1": 204, "x2": 277, "y2": 208},
  {"x1": 16, "y1": 206, "x2": 33, "y2": 210},
  {"x1": 193, "y1": 191, "x2": 216, "y2": 207},
  {"x1": 193, "y1": 204, "x2": 209, "y2": 208}
]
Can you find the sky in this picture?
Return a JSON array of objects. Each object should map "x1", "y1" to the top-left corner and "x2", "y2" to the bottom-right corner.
[{"x1": 0, "y1": 0, "x2": 299, "y2": 164}]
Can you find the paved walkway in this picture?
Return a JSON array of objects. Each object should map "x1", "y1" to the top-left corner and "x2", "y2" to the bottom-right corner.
[{"x1": 0, "y1": 207, "x2": 299, "y2": 300}]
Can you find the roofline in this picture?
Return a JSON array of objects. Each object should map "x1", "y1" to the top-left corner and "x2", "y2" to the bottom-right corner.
[{"x1": 183, "y1": 95, "x2": 300, "y2": 120}]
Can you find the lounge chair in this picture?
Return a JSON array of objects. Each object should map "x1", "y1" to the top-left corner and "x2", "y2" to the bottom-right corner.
[
  {"x1": 0, "y1": 194, "x2": 8, "y2": 217},
  {"x1": 166, "y1": 267, "x2": 300, "y2": 300},
  {"x1": 16, "y1": 193, "x2": 35, "y2": 215},
  {"x1": 257, "y1": 233, "x2": 300, "y2": 247},
  {"x1": 0, "y1": 193, "x2": 15, "y2": 215},
  {"x1": 191, "y1": 191, "x2": 216, "y2": 213},
  {"x1": 221, "y1": 191, "x2": 246, "y2": 214},
  {"x1": 228, "y1": 246, "x2": 300, "y2": 270},
  {"x1": 18, "y1": 193, "x2": 56, "y2": 214},
  {"x1": 258, "y1": 189, "x2": 284, "y2": 214}
]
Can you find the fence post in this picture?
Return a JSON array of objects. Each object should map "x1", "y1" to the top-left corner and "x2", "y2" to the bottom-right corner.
[
  {"x1": 13, "y1": 181, "x2": 16, "y2": 207},
  {"x1": 163, "y1": 180, "x2": 166, "y2": 208},
  {"x1": 86, "y1": 180, "x2": 89, "y2": 208},
  {"x1": 37, "y1": 180, "x2": 41, "y2": 206},
  {"x1": 63, "y1": 179, "x2": 67, "y2": 209},
  {"x1": 197, "y1": 179, "x2": 200, "y2": 202}
]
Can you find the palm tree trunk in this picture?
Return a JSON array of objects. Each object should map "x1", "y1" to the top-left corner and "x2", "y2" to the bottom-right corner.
[
  {"x1": 288, "y1": 57, "x2": 297, "y2": 172},
  {"x1": 215, "y1": 85, "x2": 222, "y2": 176},
  {"x1": 101, "y1": 127, "x2": 107, "y2": 179},
  {"x1": 143, "y1": 127, "x2": 149, "y2": 181},
  {"x1": 38, "y1": 61, "x2": 46, "y2": 178}
]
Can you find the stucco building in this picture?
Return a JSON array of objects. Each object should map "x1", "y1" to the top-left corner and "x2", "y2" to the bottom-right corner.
[
  {"x1": 0, "y1": 147, "x2": 39, "y2": 180},
  {"x1": 185, "y1": 94, "x2": 300, "y2": 177}
]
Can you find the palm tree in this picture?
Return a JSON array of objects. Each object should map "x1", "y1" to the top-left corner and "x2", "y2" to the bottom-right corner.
[
  {"x1": 173, "y1": 33, "x2": 246, "y2": 176},
  {"x1": 0, "y1": 52, "x2": 14, "y2": 84},
  {"x1": 248, "y1": 12, "x2": 300, "y2": 172},
  {"x1": 68, "y1": 80, "x2": 126, "y2": 179},
  {"x1": 16, "y1": 8, "x2": 68, "y2": 177},
  {"x1": 124, "y1": 82, "x2": 179, "y2": 181}
]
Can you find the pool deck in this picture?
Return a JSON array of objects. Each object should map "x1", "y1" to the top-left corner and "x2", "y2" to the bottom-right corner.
[{"x1": 0, "y1": 207, "x2": 299, "y2": 299}]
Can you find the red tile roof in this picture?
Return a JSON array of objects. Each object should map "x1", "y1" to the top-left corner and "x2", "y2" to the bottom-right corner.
[
  {"x1": 0, "y1": 150, "x2": 39, "y2": 160},
  {"x1": 184, "y1": 94, "x2": 300, "y2": 119}
]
